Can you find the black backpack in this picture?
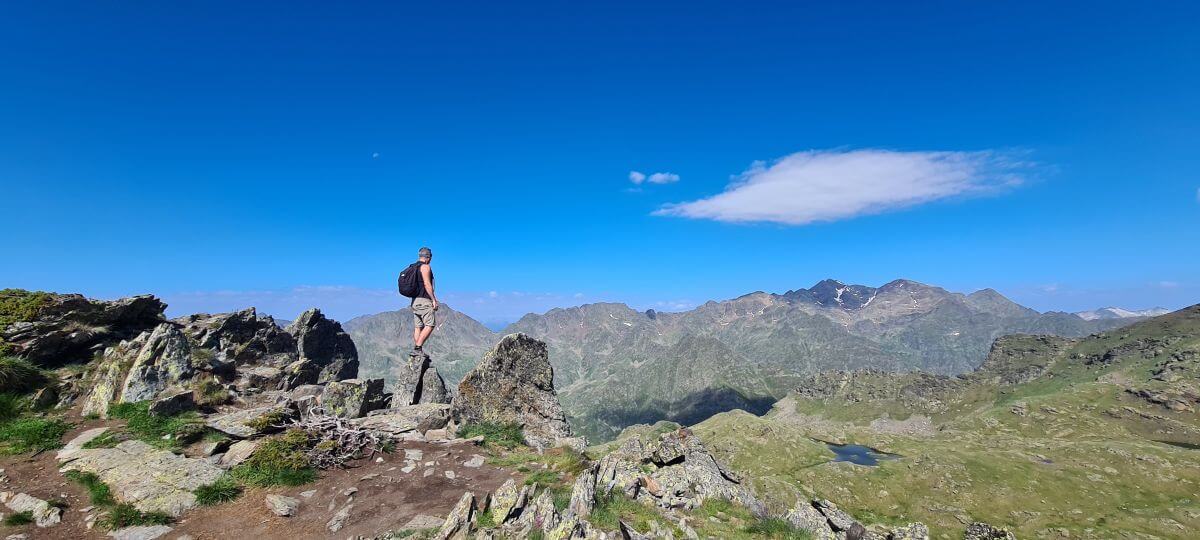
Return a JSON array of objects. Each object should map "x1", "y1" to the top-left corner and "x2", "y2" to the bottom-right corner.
[{"x1": 397, "y1": 262, "x2": 424, "y2": 298}]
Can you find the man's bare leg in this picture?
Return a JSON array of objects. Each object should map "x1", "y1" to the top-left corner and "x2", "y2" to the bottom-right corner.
[
  {"x1": 415, "y1": 325, "x2": 435, "y2": 348},
  {"x1": 412, "y1": 326, "x2": 421, "y2": 349}
]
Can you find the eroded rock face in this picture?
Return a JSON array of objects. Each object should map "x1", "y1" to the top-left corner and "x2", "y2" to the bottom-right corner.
[
  {"x1": 1, "y1": 293, "x2": 165, "y2": 366},
  {"x1": 353, "y1": 404, "x2": 451, "y2": 435},
  {"x1": 433, "y1": 491, "x2": 475, "y2": 540},
  {"x1": 391, "y1": 354, "x2": 452, "y2": 407},
  {"x1": 175, "y1": 308, "x2": 294, "y2": 366},
  {"x1": 451, "y1": 333, "x2": 572, "y2": 448},
  {"x1": 320, "y1": 378, "x2": 387, "y2": 419},
  {"x1": 964, "y1": 522, "x2": 1016, "y2": 540},
  {"x1": 284, "y1": 309, "x2": 359, "y2": 387}
]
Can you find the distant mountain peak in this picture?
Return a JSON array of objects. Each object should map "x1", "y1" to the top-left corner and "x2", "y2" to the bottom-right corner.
[{"x1": 1075, "y1": 306, "x2": 1172, "y2": 321}]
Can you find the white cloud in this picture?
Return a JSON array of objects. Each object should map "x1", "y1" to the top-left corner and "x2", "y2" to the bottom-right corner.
[
  {"x1": 647, "y1": 172, "x2": 680, "y2": 184},
  {"x1": 629, "y1": 170, "x2": 679, "y2": 185},
  {"x1": 1159, "y1": 281, "x2": 1179, "y2": 288},
  {"x1": 488, "y1": 290, "x2": 499, "y2": 298},
  {"x1": 655, "y1": 149, "x2": 1028, "y2": 225}
]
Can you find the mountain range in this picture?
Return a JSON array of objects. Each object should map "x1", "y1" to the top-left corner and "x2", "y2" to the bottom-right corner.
[{"x1": 347, "y1": 278, "x2": 1149, "y2": 441}]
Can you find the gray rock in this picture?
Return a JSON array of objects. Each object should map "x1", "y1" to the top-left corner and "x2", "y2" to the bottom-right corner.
[
  {"x1": 148, "y1": 389, "x2": 195, "y2": 417},
  {"x1": 354, "y1": 404, "x2": 451, "y2": 435},
  {"x1": 57, "y1": 427, "x2": 110, "y2": 462},
  {"x1": 218, "y1": 440, "x2": 260, "y2": 468},
  {"x1": 119, "y1": 323, "x2": 195, "y2": 403},
  {"x1": 106, "y1": 525, "x2": 173, "y2": 540},
  {"x1": 264, "y1": 494, "x2": 299, "y2": 517},
  {"x1": 785, "y1": 501, "x2": 836, "y2": 540},
  {"x1": 59, "y1": 440, "x2": 223, "y2": 517},
  {"x1": 198, "y1": 439, "x2": 231, "y2": 457},
  {"x1": 814, "y1": 499, "x2": 859, "y2": 532},
  {"x1": 963, "y1": 522, "x2": 1016, "y2": 540},
  {"x1": 451, "y1": 334, "x2": 573, "y2": 449},
  {"x1": 206, "y1": 405, "x2": 294, "y2": 438},
  {"x1": 392, "y1": 354, "x2": 429, "y2": 407},
  {"x1": 2, "y1": 493, "x2": 61, "y2": 527},
  {"x1": 326, "y1": 503, "x2": 353, "y2": 532},
  {"x1": 404, "y1": 514, "x2": 446, "y2": 529},
  {"x1": 889, "y1": 522, "x2": 929, "y2": 540},
  {"x1": 174, "y1": 308, "x2": 294, "y2": 365},
  {"x1": 418, "y1": 364, "x2": 451, "y2": 405},
  {"x1": 566, "y1": 465, "x2": 597, "y2": 519},
  {"x1": 283, "y1": 308, "x2": 358, "y2": 388},
  {"x1": 433, "y1": 491, "x2": 475, "y2": 540},
  {"x1": 0, "y1": 293, "x2": 164, "y2": 366},
  {"x1": 320, "y1": 378, "x2": 386, "y2": 418}
]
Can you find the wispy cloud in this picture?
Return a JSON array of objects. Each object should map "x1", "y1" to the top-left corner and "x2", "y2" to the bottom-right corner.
[
  {"x1": 655, "y1": 149, "x2": 1029, "y2": 225},
  {"x1": 629, "y1": 170, "x2": 681, "y2": 185}
]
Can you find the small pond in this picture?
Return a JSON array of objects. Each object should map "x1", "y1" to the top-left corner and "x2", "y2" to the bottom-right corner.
[
  {"x1": 1156, "y1": 440, "x2": 1200, "y2": 450},
  {"x1": 826, "y1": 442, "x2": 900, "y2": 466}
]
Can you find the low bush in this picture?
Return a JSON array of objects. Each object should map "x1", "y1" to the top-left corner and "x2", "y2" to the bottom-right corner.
[
  {"x1": 0, "y1": 289, "x2": 50, "y2": 328},
  {"x1": 0, "y1": 393, "x2": 24, "y2": 423},
  {"x1": 0, "y1": 356, "x2": 48, "y2": 394},
  {"x1": 230, "y1": 429, "x2": 317, "y2": 486},
  {"x1": 456, "y1": 422, "x2": 525, "y2": 449}
]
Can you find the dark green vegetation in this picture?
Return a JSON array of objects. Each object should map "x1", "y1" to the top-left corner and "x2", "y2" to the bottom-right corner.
[
  {"x1": 0, "y1": 355, "x2": 68, "y2": 454},
  {"x1": 589, "y1": 490, "x2": 664, "y2": 532},
  {"x1": 230, "y1": 429, "x2": 318, "y2": 486},
  {"x1": 0, "y1": 356, "x2": 48, "y2": 393},
  {"x1": 3, "y1": 511, "x2": 34, "y2": 526},
  {"x1": 195, "y1": 475, "x2": 243, "y2": 505},
  {"x1": 108, "y1": 401, "x2": 206, "y2": 449},
  {"x1": 691, "y1": 305, "x2": 1200, "y2": 538},
  {"x1": 456, "y1": 421, "x2": 525, "y2": 449},
  {"x1": 64, "y1": 470, "x2": 172, "y2": 530},
  {"x1": 0, "y1": 415, "x2": 70, "y2": 455},
  {"x1": 0, "y1": 289, "x2": 51, "y2": 355}
]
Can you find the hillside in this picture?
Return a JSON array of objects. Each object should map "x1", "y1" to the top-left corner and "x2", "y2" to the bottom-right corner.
[
  {"x1": 685, "y1": 304, "x2": 1200, "y2": 538},
  {"x1": 351, "y1": 280, "x2": 1142, "y2": 441}
]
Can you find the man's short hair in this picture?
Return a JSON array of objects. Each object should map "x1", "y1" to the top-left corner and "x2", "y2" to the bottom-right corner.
[{"x1": 418, "y1": 247, "x2": 432, "y2": 259}]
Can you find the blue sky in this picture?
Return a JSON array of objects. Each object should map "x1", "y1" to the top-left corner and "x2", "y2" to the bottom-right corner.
[{"x1": 2, "y1": 1, "x2": 1197, "y2": 326}]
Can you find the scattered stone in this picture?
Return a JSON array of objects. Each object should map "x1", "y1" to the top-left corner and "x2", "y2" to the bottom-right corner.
[
  {"x1": 451, "y1": 333, "x2": 573, "y2": 449},
  {"x1": 463, "y1": 454, "x2": 485, "y2": 468},
  {"x1": 107, "y1": 525, "x2": 173, "y2": 540},
  {"x1": 206, "y1": 405, "x2": 294, "y2": 438},
  {"x1": 964, "y1": 522, "x2": 1017, "y2": 540},
  {"x1": 2, "y1": 493, "x2": 61, "y2": 527},
  {"x1": 433, "y1": 491, "x2": 475, "y2": 540},
  {"x1": 148, "y1": 388, "x2": 195, "y2": 416},
  {"x1": 785, "y1": 501, "x2": 836, "y2": 540},
  {"x1": 889, "y1": 522, "x2": 930, "y2": 540},
  {"x1": 326, "y1": 503, "x2": 353, "y2": 532},
  {"x1": 199, "y1": 439, "x2": 232, "y2": 457},
  {"x1": 299, "y1": 490, "x2": 317, "y2": 498},
  {"x1": 353, "y1": 404, "x2": 450, "y2": 435},
  {"x1": 360, "y1": 473, "x2": 380, "y2": 481},
  {"x1": 57, "y1": 427, "x2": 110, "y2": 461},
  {"x1": 264, "y1": 494, "x2": 299, "y2": 517},
  {"x1": 444, "y1": 470, "x2": 456, "y2": 479},
  {"x1": 404, "y1": 449, "x2": 424, "y2": 461},
  {"x1": 218, "y1": 440, "x2": 260, "y2": 468}
]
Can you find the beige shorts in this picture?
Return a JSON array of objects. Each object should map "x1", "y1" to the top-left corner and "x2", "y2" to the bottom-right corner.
[{"x1": 412, "y1": 298, "x2": 437, "y2": 328}]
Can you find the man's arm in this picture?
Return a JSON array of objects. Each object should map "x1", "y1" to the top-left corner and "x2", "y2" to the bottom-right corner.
[{"x1": 421, "y1": 264, "x2": 438, "y2": 310}]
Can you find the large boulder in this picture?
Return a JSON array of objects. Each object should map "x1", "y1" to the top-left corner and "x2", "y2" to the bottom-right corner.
[
  {"x1": 320, "y1": 378, "x2": 387, "y2": 419},
  {"x1": 119, "y1": 324, "x2": 195, "y2": 403},
  {"x1": 391, "y1": 354, "x2": 451, "y2": 407},
  {"x1": 353, "y1": 404, "x2": 451, "y2": 435},
  {"x1": 419, "y1": 364, "x2": 451, "y2": 404},
  {"x1": 58, "y1": 440, "x2": 223, "y2": 517},
  {"x1": 433, "y1": 491, "x2": 475, "y2": 540},
  {"x1": 963, "y1": 522, "x2": 1016, "y2": 540},
  {"x1": 1, "y1": 292, "x2": 165, "y2": 366},
  {"x1": 451, "y1": 334, "x2": 572, "y2": 448},
  {"x1": 282, "y1": 309, "x2": 358, "y2": 388}
]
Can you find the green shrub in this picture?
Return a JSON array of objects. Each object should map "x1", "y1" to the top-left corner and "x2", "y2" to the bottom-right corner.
[
  {"x1": 0, "y1": 416, "x2": 70, "y2": 455},
  {"x1": 0, "y1": 356, "x2": 48, "y2": 394},
  {"x1": 65, "y1": 470, "x2": 115, "y2": 506},
  {"x1": 243, "y1": 410, "x2": 290, "y2": 432},
  {"x1": 193, "y1": 377, "x2": 230, "y2": 407},
  {"x1": 3, "y1": 510, "x2": 34, "y2": 526},
  {"x1": 0, "y1": 289, "x2": 51, "y2": 327},
  {"x1": 100, "y1": 503, "x2": 173, "y2": 530},
  {"x1": 456, "y1": 422, "x2": 525, "y2": 449},
  {"x1": 195, "y1": 475, "x2": 242, "y2": 505},
  {"x1": 108, "y1": 401, "x2": 203, "y2": 448},
  {"x1": 0, "y1": 393, "x2": 25, "y2": 423},
  {"x1": 230, "y1": 429, "x2": 317, "y2": 486},
  {"x1": 523, "y1": 470, "x2": 560, "y2": 488},
  {"x1": 744, "y1": 517, "x2": 813, "y2": 539}
]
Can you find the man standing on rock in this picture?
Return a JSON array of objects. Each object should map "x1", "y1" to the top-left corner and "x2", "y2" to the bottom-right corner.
[{"x1": 399, "y1": 246, "x2": 438, "y2": 357}]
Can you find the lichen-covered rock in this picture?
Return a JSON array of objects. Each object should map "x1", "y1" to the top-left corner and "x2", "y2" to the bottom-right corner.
[
  {"x1": 785, "y1": 501, "x2": 836, "y2": 540},
  {"x1": 418, "y1": 364, "x2": 451, "y2": 405},
  {"x1": 507, "y1": 487, "x2": 560, "y2": 538},
  {"x1": 264, "y1": 494, "x2": 299, "y2": 517},
  {"x1": 392, "y1": 354, "x2": 428, "y2": 407},
  {"x1": 566, "y1": 465, "x2": 598, "y2": 520},
  {"x1": 889, "y1": 522, "x2": 929, "y2": 540},
  {"x1": 327, "y1": 503, "x2": 353, "y2": 532},
  {"x1": 2, "y1": 492, "x2": 61, "y2": 527},
  {"x1": 320, "y1": 378, "x2": 386, "y2": 418},
  {"x1": 106, "y1": 525, "x2": 174, "y2": 540},
  {"x1": 451, "y1": 334, "x2": 572, "y2": 448},
  {"x1": 206, "y1": 405, "x2": 294, "y2": 438},
  {"x1": 58, "y1": 440, "x2": 223, "y2": 517},
  {"x1": 487, "y1": 478, "x2": 530, "y2": 525},
  {"x1": 963, "y1": 522, "x2": 1016, "y2": 540},
  {"x1": 175, "y1": 308, "x2": 294, "y2": 365},
  {"x1": 119, "y1": 323, "x2": 195, "y2": 403},
  {"x1": 148, "y1": 389, "x2": 195, "y2": 416},
  {"x1": 82, "y1": 335, "x2": 149, "y2": 418},
  {"x1": 353, "y1": 404, "x2": 451, "y2": 436},
  {"x1": 218, "y1": 440, "x2": 260, "y2": 468},
  {"x1": 814, "y1": 499, "x2": 859, "y2": 532},
  {"x1": 0, "y1": 293, "x2": 165, "y2": 366},
  {"x1": 283, "y1": 309, "x2": 358, "y2": 388},
  {"x1": 433, "y1": 491, "x2": 475, "y2": 540}
]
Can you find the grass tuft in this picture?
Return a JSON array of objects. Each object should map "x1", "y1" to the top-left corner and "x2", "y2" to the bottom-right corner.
[
  {"x1": 456, "y1": 422, "x2": 525, "y2": 449},
  {"x1": 744, "y1": 517, "x2": 813, "y2": 539},
  {"x1": 3, "y1": 511, "x2": 34, "y2": 526},
  {"x1": 590, "y1": 490, "x2": 662, "y2": 532},
  {"x1": 195, "y1": 475, "x2": 243, "y2": 505},
  {"x1": 99, "y1": 504, "x2": 173, "y2": 530},
  {"x1": 65, "y1": 470, "x2": 116, "y2": 506},
  {"x1": 0, "y1": 416, "x2": 70, "y2": 455},
  {"x1": 230, "y1": 429, "x2": 317, "y2": 486},
  {"x1": 0, "y1": 356, "x2": 48, "y2": 394},
  {"x1": 108, "y1": 401, "x2": 204, "y2": 449}
]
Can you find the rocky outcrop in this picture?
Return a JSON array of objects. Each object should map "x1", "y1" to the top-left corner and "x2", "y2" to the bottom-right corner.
[
  {"x1": 58, "y1": 439, "x2": 223, "y2": 517},
  {"x1": 174, "y1": 308, "x2": 294, "y2": 366},
  {"x1": 353, "y1": 404, "x2": 451, "y2": 436},
  {"x1": 391, "y1": 354, "x2": 451, "y2": 407},
  {"x1": 596, "y1": 428, "x2": 764, "y2": 515},
  {"x1": 451, "y1": 334, "x2": 573, "y2": 449},
  {"x1": 320, "y1": 378, "x2": 387, "y2": 418},
  {"x1": 119, "y1": 324, "x2": 195, "y2": 403},
  {"x1": 283, "y1": 309, "x2": 359, "y2": 388},
  {"x1": 206, "y1": 405, "x2": 295, "y2": 438},
  {"x1": 784, "y1": 498, "x2": 930, "y2": 540},
  {"x1": 0, "y1": 492, "x2": 62, "y2": 527},
  {"x1": 964, "y1": 522, "x2": 1016, "y2": 540},
  {"x1": 433, "y1": 491, "x2": 475, "y2": 540},
  {"x1": 1, "y1": 292, "x2": 165, "y2": 366}
]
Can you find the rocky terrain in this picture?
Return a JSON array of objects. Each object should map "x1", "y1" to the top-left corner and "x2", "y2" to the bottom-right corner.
[
  {"x1": 0, "y1": 289, "x2": 1029, "y2": 539},
  {"x1": 351, "y1": 280, "x2": 1143, "y2": 441}
]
